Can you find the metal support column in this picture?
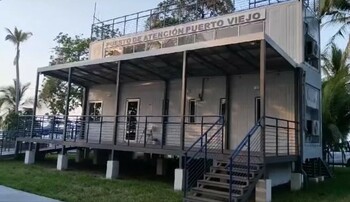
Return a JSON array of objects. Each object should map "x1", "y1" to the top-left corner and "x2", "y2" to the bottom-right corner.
[
  {"x1": 62, "y1": 68, "x2": 73, "y2": 154},
  {"x1": 113, "y1": 61, "x2": 121, "y2": 145},
  {"x1": 180, "y1": 51, "x2": 188, "y2": 168},
  {"x1": 295, "y1": 67, "x2": 305, "y2": 171},
  {"x1": 161, "y1": 81, "x2": 169, "y2": 148},
  {"x1": 260, "y1": 40, "x2": 266, "y2": 176},
  {"x1": 80, "y1": 87, "x2": 89, "y2": 139},
  {"x1": 225, "y1": 75, "x2": 231, "y2": 150},
  {"x1": 29, "y1": 72, "x2": 40, "y2": 150}
]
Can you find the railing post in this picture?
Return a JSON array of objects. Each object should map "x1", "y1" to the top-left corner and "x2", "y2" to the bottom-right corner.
[
  {"x1": 144, "y1": 116, "x2": 148, "y2": 147},
  {"x1": 204, "y1": 133, "x2": 207, "y2": 172},
  {"x1": 276, "y1": 119, "x2": 278, "y2": 156},
  {"x1": 74, "y1": 117, "x2": 78, "y2": 142},
  {"x1": 86, "y1": 116, "x2": 90, "y2": 143},
  {"x1": 221, "y1": 117, "x2": 224, "y2": 153},
  {"x1": 51, "y1": 116, "x2": 55, "y2": 140},
  {"x1": 287, "y1": 121, "x2": 290, "y2": 155},
  {"x1": 99, "y1": 116, "x2": 103, "y2": 144},
  {"x1": 136, "y1": 13, "x2": 139, "y2": 33},
  {"x1": 16, "y1": 115, "x2": 20, "y2": 137},
  {"x1": 229, "y1": 157, "x2": 233, "y2": 202},
  {"x1": 184, "y1": 153, "x2": 188, "y2": 198},
  {"x1": 123, "y1": 16, "x2": 127, "y2": 35},
  {"x1": 200, "y1": 117, "x2": 204, "y2": 147},
  {"x1": 127, "y1": 116, "x2": 131, "y2": 146},
  {"x1": 248, "y1": 134, "x2": 251, "y2": 181}
]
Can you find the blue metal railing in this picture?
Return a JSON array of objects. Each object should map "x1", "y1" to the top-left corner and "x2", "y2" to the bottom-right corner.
[
  {"x1": 227, "y1": 116, "x2": 298, "y2": 201},
  {"x1": 228, "y1": 118, "x2": 262, "y2": 201},
  {"x1": 183, "y1": 116, "x2": 224, "y2": 198}
]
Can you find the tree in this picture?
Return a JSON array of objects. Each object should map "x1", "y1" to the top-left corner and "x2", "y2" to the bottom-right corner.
[
  {"x1": 147, "y1": 0, "x2": 234, "y2": 29},
  {"x1": 0, "y1": 80, "x2": 33, "y2": 130},
  {"x1": 322, "y1": 41, "x2": 350, "y2": 145},
  {"x1": 39, "y1": 33, "x2": 90, "y2": 115},
  {"x1": 320, "y1": 0, "x2": 350, "y2": 42},
  {"x1": 5, "y1": 27, "x2": 32, "y2": 113}
]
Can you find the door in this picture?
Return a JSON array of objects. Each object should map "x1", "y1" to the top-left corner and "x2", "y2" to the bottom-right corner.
[{"x1": 125, "y1": 99, "x2": 140, "y2": 142}]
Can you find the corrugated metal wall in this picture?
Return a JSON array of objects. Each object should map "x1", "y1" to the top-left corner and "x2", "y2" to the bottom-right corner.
[
  {"x1": 87, "y1": 71, "x2": 295, "y2": 149},
  {"x1": 265, "y1": 1, "x2": 303, "y2": 64},
  {"x1": 230, "y1": 71, "x2": 295, "y2": 149}
]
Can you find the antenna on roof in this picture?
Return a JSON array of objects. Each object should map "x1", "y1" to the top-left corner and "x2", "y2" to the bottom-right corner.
[
  {"x1": 92, "y1": 2, "x2": 97, "y2": 24},
  {"x1": 92, "y1": 2, "x2": 103, "y2": 23}
]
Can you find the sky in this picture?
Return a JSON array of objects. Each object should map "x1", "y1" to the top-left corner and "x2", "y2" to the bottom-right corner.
[
  {"x1": 0, "y1": 0, "x2": 348, "y2": 114},
  {"x1": 0, "y1": 0, "x2": 160, "y2": 97}
]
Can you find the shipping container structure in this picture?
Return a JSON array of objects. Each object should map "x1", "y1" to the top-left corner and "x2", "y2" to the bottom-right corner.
[{"x1": 17, "y1": 0, "x2": 328, "y2": 201}]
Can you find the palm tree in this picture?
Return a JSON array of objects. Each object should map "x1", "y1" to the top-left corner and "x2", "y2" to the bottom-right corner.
[
  {"x1": 321, "y1": 40, "x2": 350, "y2": 145},
  {"x1": 321, "y1": 0, "x2": 350, "y2": 42},
  {"x1": 5, "y1": 27, "x2": 32, "y2": 113},
  {"x1": 0, "y1": 80, "x2": 32, "y2": 116}
]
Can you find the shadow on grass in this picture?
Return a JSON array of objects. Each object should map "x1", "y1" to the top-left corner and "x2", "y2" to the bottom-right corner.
[{"x1": 273, "y1": 168, "x2": 350, "y2": 202}]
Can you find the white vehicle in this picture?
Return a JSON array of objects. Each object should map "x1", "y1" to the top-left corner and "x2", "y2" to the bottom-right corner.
[{"x1": 326, "y1": 142, "x2": 350, "y2": 166}]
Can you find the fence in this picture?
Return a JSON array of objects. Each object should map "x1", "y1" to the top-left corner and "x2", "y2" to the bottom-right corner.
[
  {"x1": 17, "y1": 115, "x2": 223, "y2": 149},
  {"x1": 91, "y1": 0, "x2": 295, "y2": 40}
]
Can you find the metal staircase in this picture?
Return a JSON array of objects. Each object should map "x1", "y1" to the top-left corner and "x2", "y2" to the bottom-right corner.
[
  {"x1": 185, "y1": 159, "x2": 263, "y2": 202},
  {"x1": 303, "y1": 158, "x2": 334, "y2": 179},
  {"x1": 184, "y1": 118, "x2": 265, "y2": 202}
]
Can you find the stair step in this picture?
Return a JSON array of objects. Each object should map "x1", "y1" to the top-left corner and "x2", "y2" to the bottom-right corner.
[
  {"x1": 217, "y1": 160, "x2": 262, "y2": 169},
  {"x1": 204, "y1": 173, "x2": 250, "y2": 185},
  {"x1": 185, "y1": 195, "x2": 224, "y2": 202},
  {"x1": 192, "y1": 187, "x2": 238, "y2": 199},
  {"x1": 211, "y1": 166, "x2": 259, "y2": 175},
  {"x1": 197, "y1": 180, "x2": 246, "y2": 192}
]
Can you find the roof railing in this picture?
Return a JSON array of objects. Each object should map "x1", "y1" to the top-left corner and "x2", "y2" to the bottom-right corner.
[{"x1": 90, "y1": 0, "x2": 302, "y2": 41}]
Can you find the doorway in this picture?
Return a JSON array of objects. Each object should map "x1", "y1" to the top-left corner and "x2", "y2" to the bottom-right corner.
[{"x1": 125, "y1": 99, "x2": 140, "y2": 142}]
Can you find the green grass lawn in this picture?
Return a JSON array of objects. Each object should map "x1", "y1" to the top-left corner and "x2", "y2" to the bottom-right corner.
[
  {"x1": 273, "y1": 168, "x2": 350, "y2": 202},
  {"x1": 0, "y1": 157, "x2": 182, "y2": 202},
  {"x1": 0, "y1": 157, "x2": 350, "y2": 202}
]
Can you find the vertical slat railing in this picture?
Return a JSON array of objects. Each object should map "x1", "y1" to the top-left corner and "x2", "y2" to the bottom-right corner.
[{"x1": 183, "y1": 116, "x2": 224, "y2": 199}]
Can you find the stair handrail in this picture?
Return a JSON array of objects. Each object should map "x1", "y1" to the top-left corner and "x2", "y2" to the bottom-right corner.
[
  {"x1": 183, "y1": 116, "x2": 224, "y2": 198},
  {"x1": 185, "y1": 117, "x2": 223, "y2": 153},
  {"x1": 227, "y1": 118, "x2": 262, "y2": 202}
]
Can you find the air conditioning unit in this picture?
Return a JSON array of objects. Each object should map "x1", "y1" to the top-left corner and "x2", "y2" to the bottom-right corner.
[
  {"x1": 305, "y1": 39, "x2": 319, "y2": 59},
  {"x1": 312, "y1": 120, "x2": 319, "y2": 136}
]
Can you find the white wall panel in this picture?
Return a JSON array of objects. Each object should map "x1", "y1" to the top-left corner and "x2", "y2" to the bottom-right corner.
[
  {"x1": 265, "y1": 1, "x2": 303, "y2": 64},
  {"x1": 230, "y1": 71, "x2": 295, "y2": 149}
]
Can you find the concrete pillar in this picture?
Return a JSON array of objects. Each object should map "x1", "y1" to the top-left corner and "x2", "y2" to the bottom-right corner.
[
  {"x1": 256, "y1": 179, "x2": 272, "y2": 202},
  {"x1": 106, "y1": 160, "x2": 119, "y2": 179},
  {"x1": 174, "y1": 168, "x2": 184, "y2": 191},
  {"x1": 84, "y1": 148, "x2": 90, "y2": 159},
  {"x1": 93, "y1": 150, "x2": 98, "y2": 165},
  {"x1": 24, "y1": 150, "x2": 35, "y2": 165},
  {"x1": 309, "y1": 177, "x2": 319, "y2": 183},
  {"x1": 75, "y1": 149, "x2": 84, "y2": 163},
  {"x1": 156, "y1": 158, "x2": 165, "y2": 176},
  {"x1": 318, "y1": 176, "x2": 325, "y2": 182},
  {"x1": 57, "y1": 154, "x2": 68, "y2": 171},
  {"x1": 291, "y1": 173, "x2": 303, "y2": 191}
]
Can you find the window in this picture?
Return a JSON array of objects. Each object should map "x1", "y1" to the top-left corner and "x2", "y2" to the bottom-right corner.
[
  {"x1": 189, "y1": 99, "x2": 196, "y2": 123},
  {"x1": 255, "y1": 97, "x2": 261, "y2": 122},
  {"x1": 89, "y1": 101, "x2": 102, "y2": 121}
]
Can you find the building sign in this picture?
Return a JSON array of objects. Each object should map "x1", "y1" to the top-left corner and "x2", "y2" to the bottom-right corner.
[{"x1": 104, "y1": 9, "x2": 265, "y2": 49}]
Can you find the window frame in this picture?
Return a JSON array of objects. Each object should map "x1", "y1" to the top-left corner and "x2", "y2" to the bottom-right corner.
[
  {"x1": 88, "y1": 101, "x2": 103, "y2": 122},
  {"x1": 189, "y1": 99, "x2": 196, "y2": 123}
]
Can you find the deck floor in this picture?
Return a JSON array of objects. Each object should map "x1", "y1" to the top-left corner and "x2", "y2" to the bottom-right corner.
[{"x1": 16, "y1": 137, "x2": 298, "y2": 163}]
